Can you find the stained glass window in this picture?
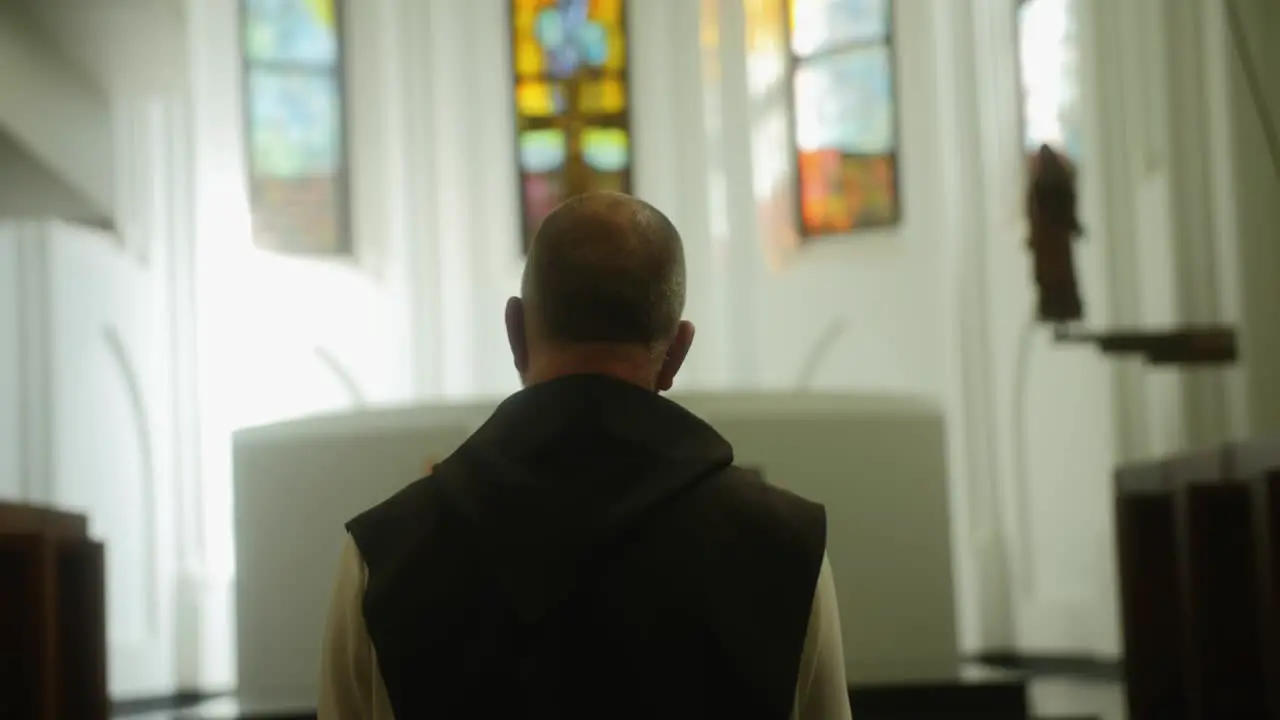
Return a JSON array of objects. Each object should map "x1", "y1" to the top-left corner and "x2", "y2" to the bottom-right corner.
[
  {"x1": 511, "y1": 0, "x2": 632, "y2": 252},
  {"x1": 1018, "y1": 0, "x2": 1082, "y2": 162},
  {"x1": 788, "y1": 0, "x2": 899, "y2": 237},
  {"x1": 241, "y1": 0, "x2": 349, "y2": 254}
]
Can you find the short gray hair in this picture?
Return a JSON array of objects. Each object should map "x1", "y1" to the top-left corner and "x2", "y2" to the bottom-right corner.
[{"x1": 522, "y1": 192, "x2": 686, "y2": 348}]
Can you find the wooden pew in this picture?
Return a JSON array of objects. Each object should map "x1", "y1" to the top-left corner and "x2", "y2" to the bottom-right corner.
[
  {"x1": 1175, "y1": 447, "x2": 1266, "y2": 718},
  {"x1": 1115, "y1": 458, "x2": 1188, "y2": 720},
  {"x1": 1233, "y1": 440, "x2": 1280, "y2": 718},
  {"x1": 1116, "y1": 439, "x2": 1280, "y2": 720},
  {"x1": 0, "y1": 503, "x2": 107, "y2": 720}
]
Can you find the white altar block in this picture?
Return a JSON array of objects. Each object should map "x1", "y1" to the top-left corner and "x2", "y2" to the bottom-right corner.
[{"x1": 233, "y1": 392, "x2": 958, "y2": 699}]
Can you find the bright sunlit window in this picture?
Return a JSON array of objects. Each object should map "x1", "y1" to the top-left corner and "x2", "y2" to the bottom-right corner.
[{"x1": 1018, "y1": 0, "x2": 1081, "y2": 160}]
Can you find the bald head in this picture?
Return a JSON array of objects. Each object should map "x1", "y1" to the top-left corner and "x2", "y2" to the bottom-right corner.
[{"x1": 521, "y1": 192, "x2": 686, "y2": 349}]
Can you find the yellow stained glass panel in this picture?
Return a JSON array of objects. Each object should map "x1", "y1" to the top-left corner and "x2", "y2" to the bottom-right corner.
[
  {"x1": 515, "y1": 38, "x2": 543, "y2": 77},
  {"x1": 606, "y1": 29, "x2": 626, "y2": 70},
  {"x1": 590, "y1": 0, "x2": 623, "y2": 23},
  {"x1": 516, "y1": 80, "x2": 559, "y2": 116},
  {"x1": 303, "y1": 0, "x2": 335, "y2": 28},
  {"x1": 511, "y1": 0, "x2": 633, "y2": 253},
  {"x1": 578, "y1": 78, "x2": 626, "y2": 114}
]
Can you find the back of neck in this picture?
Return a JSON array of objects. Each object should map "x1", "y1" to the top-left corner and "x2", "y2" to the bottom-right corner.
[{"x1": 525, "y1": 347, "x2": 658, "y2": 391}]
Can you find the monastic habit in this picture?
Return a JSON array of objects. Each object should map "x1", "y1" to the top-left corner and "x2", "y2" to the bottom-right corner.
[{"x1": 343, "y1": 374, "x2": 828, "y2": 718}]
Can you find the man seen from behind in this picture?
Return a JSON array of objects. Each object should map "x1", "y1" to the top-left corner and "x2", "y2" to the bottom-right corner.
[{"x1": 318, "y1": 192, "x2": 853, "y2": 719}]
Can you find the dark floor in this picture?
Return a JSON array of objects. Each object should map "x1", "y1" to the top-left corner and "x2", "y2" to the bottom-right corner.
[{"x1": 112, "y1": 660, "x2": 1127, "y2": 720}]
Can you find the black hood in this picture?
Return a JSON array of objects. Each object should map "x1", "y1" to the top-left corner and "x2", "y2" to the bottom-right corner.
[{"x1": 431, "y1": 374, "x2": 734, "y2": 624}]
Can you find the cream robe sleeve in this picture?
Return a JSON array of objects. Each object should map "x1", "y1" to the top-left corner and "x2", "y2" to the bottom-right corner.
[
  {"x1": 318, "y1": 535, "x2": 852, "y2": 720},
  {"x1": 792, "y1": 553, "x2": 854, "y2": 720},
  {"x1": 317, "y1": 535, "x2": 394, "y2": 720}
]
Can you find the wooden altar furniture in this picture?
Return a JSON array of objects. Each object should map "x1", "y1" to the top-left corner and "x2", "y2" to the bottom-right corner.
[
  {"x1": 1116, "y1": 438, "x2": 1280, "y2": 720},
  {"x1": 0, "y1": 502, "x2": 108, "y2": 719}
]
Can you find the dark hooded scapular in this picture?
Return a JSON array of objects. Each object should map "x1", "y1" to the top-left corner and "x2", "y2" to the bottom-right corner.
[
  {"x1": 347, "y1": 374, "x2": 826, "y2": 719},
  {"x1": 340, "y1": 192, "x2": 830, "y2": 719}
]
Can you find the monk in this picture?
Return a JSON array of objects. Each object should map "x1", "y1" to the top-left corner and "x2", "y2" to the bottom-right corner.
[{"x1": 318, "y1": 192, "x2": 851, "y2": 719}]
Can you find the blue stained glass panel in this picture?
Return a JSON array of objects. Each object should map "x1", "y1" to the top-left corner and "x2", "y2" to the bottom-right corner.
[
  {"x1": 790, "y1": 0, "x2": 890, "y2": 57},
  {"x1": 534, "y1": 0, "x2": 611, "y2": 78},
  {"x1": 520, "y1": 129, "x2": 567, "y2": 173},
  {"x1": 247, "y1": 69, "x2": 341, "y2": 177},
  {"x1": 244, "y1": 0, "x2": 338, "y2": 65},
  {"x1": 793, "y1": 46, "x2": 895, "y2": 154}
]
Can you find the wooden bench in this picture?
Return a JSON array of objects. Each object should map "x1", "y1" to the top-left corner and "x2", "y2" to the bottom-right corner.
[
  {"x1": 0, "y1": 502, "x2": 108, "y2": 719},
  {"x1": 1116, "y1": 439, "x2": 1280, "y2": 720}
]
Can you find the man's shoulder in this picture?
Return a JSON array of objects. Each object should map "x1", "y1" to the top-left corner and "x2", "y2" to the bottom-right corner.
[
  {"x1": 345, "y1": 475, "x2": 439, "y2": 565},
  {"x1": 693, "y1": 464, "x2": 827, "y2": 541},
  {"x1": 705, "y1": 464, "x2": 825, "y2": 513},
  {"x1": 349, "y1": 475, "x2": 432, "y2": 525}
]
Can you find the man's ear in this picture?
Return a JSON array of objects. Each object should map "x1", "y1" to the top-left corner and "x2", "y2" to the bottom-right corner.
[
  {"x1": 505, "y1": 297, "x2": 530, "y2": 376},
  {"x1": 655, "y1": 320, "x2": 695, "y2": 393}
]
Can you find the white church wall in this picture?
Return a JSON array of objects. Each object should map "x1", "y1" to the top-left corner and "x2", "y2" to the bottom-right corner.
[
  {"x1": 715, "y1": 0, "x2": 1152, "y2": 657},
  {"x1": 392, "y1": 0, "x2": 522, "y2": 399},
  {"x1": 186, "y1": 0, "x2": 414, "y2": 430},
  {"x1": 40, "y1": 220, "x2": 182, "y2": 699},
  {"x1": 722, "y1": 0, "x2": 997, "y2": 654},
  {"x1": 184, "y1": 0, "x2": 421, "y2": 691},
  {"x1": 957, "y1": 0, "x2": 1236, "y2": 658},
  {"x1": 0, "y1": 223, "x2": 48, "y2": 504},
  {"x1": 0, "y1": 209, "x2": 190, "y2": 701},
  {"x1": 18, "y1": 0, "x2": 186, "y2": 96},
  {"x1": 1213, "y1": 0, "x2": 1280, "y2": 436},
  {"x1": 0, "y1": 234, "x2": 17, "y2": 501},
  {"x1": 0, "y1": 0, "x2": 115, "y2": 219},
  {"x1": 963, "y1": 0, "x2": 1264, "y2": 658},
  {"x1": 940, "y1": 0, "x2": 1259, "y2": 658},
  {"x1": 1092, "y1": 0, "x2": 1272, "y2": 467},
  {"x1": 971, "y1": 0, "x2": 1122, "y2": 657},
  {"x1": 735, "y1": 0, "x2": 953, "y2": 398},
  {"x1": 0, "y1": 0, "x2": 205, "y2": 696},
  {"x1": 707, "y1": 0, "x2": 1116, "y2": 659}
]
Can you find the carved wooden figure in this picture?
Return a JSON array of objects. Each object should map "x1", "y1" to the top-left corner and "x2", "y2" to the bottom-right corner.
[{"x1": 1027, "y1": 144, "x2": 1084, "y2": 323}]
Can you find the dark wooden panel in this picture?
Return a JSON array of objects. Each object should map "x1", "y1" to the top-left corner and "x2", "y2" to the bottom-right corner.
[
  {"x1": 0, "y1": 504, "x2": 107, "y2": 719},
  {"x1": 1115, "y1": 460, "x2": 1187, "y2": 720},
  {"x1": 1116, "y1": 439, "x2": 1280, "y2": 720},
  {"x1": 0, "y1": 534, "x2": 51, "y2": 719},
  {"x1": 1181, "y1": 481, "x2": 1267, "y2": 718},
  {"x1": 1229, "y1": 439, "x2": 1280, "y2": 718},
  {"x1": 1264, "y1": 470, "x2": 1280, "y2": 719},
  {"x1": 0, "y1": 502, "x2": 87, "y2": 536},
  {"x1": 59, "y1": 541, "x2": 109, "y2": 719}
]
